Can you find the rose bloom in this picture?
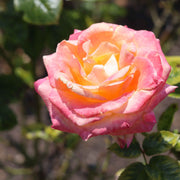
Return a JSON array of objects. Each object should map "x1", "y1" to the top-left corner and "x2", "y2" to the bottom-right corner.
[{"x1": 35, "y1": 23, "x2": 176, "y2": 148}]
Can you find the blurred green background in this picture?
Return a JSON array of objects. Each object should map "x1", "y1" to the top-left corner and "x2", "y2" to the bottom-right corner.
[{"x1": 0, "y1": 0, "x2": 180, "y2": 179}]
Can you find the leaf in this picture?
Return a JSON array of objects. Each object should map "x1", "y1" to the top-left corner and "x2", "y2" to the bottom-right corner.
[
  {"x1": 15, "y1": 67, "x2": 34, "y2": 87},
  {"x1": 166, "y1": 56, "x2": 180, "y2": 99},
  {"x1": 115, "y1": 169, "x2": 125, "y2": 179},
  {"x1": 14, "y1": 0, "x2": 63, "y2": 25},
  {"x1": 108, "y1": 138, "x2": 141, "y2": 158},
  {"x1": 143, "y1": 131, "x2": 179, "y2": 156},
  {"x1": 166, "y1": 56, "x2": 180, "y2": 85},
  {"x1": 0, "y1": 1, "x2": 28, "y2": 50},
  {"x1": 158, "y1": 104, "x2": 178, "y2": 131},
  {"x1": 174, "y1": 139, "x2": 180, "y2": 152},
  {"x1": 147, "y1": 155, "x2": 180, "y2": 180},
  {"x1": 118, "y1": 162, "x2": 150, "y2": 180},
  {"x1": 0, "y1": 105, "x2": 17, "y2": 131}
]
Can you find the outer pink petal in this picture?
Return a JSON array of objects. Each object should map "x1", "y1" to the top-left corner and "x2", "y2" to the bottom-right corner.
[
  {"x1": 147, "y1": 84, "x2": 177, "y2": 111},
  {"x1": 156, "y1": 39, "x2": 171, "y2": 80},
  {"x1": 80, "y1": 111, "x2": 156, "y2": 140},
  {"x1": 146, "y1": 51, "x2": 163, "y2": 79},
  {"x1": 134, "y1": 56, "x2": 163, "y2": 90},
  {"x1": 69, "y1": 29, "x2": 82, "y2": 40},
  {"x1": 49, "y1": 88, "x2": 102, "y2": 126},
  {"x1": 123, "y1": 89, "x2": 156, "y2": 114},
  {"x1": 34, "y1": 78, "x2": 73, "y2": 133},
  {"x1": 50, "y1": 103, "x2": 81, "y2": 134},
  {"x1": 134, "y1": 30, "x2": 158, "y2": 52},
  {"x1": 43, "y1": 53, "x2": 63, "y2": 87},
  {"x1": 34, "y1": 77, "x2": 52, "y2": 107},
  {"x1": 109, "y1": 111, "x2": 156, "y2": 136}
]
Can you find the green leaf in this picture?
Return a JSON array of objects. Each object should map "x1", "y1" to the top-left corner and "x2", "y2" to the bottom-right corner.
[
  {"x1": 166, "y1": 56, "x2": 180, "y2": 85},
  {"x1": 158, "y1": 104, "x2": 178, "y2": 131},
  {"x1": 0, "y1": 1, "x2": 28, "y2": 50},
  {"x1": 143, "y1": 131, "x2": 179, "y2": 156},
  {"x1": 166, "y1": 56, "x2": 180, "y2": 99},
  {"x1": 108, "y1": 138, "x2": 141, "y2": 158},
  {"x1": 0, "y1": 105, "x2": 17, "y2": 131},
  {"x1": 118, "y1": 162, "x2": 150, "y2": 180},
  {"x1": 14, "y1": 0, "x2": 63, "y2": 25},
  {"x1": 115, "y1": 169, "x2": 125, "y2": 179},
  {"x1": 174, "y1": 139, "x2": 180, "y2": 152},
  {"x1": 15, "y1": 67, "x2": 34, "y2": 87},
  {"x1": 147, "y1": 155, "x2": 180, "y2": 180}
]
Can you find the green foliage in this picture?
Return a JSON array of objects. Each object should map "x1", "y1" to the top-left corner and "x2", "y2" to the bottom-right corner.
[
  {"x1": 80, "y1": 1, "x2": 127, "y2": 23},
  {"x1": 166, "y1": 56, "x2": 180, "y2": 99},
  {"x1": 118, "y1": 156, "x2": 180, "y2": 180},
  {"x1": 23, "y1": 123, "x2": 80, "y2": 148},
  {"x1": 23, "y1": 123, "x2": 62, "y2": 142},
  {"x1": 117, "y1": 155, "x2": 180, "y2": 180},
  {"x1": 64, "y1": 133, "x2": 81, "y2": 149},
  {"x1": 0, "y1": 1, "x2": 28, "y2": 50},
  {"x1": 158, "y1": 104, "x2": 178, "y2": 131},
  {"x1": 166, "y1": 56, "x2": 180, "y2": 85},
  {"x1": 0, "y1": 74, "x2": 25, "y2": 104},
  {"x1": 118, "y1": 162, "x2": 150, "y2": 180},
  {"x1": 14, "y1": 0, "x2": 63, "y2": 25},
  {"x1": 15, "y1": 67, "x2": 34, "y2": 87},
  {"x1": 0, "y1": 105, "x2": 17, "y2": 131},
  {"x1": 46, "y1": 9, "x2": 88, "y2": 50},
  {"x1": 143, "y1": 131, "x2": 179, "y2": 156},
  {"x1": 147, "y1": 155, "x2": 180, "y2": 180},
  {"x1": 174, "y1": 139, "x2": 180, "y2": 152},
  {"x1": 108, "y1": 138, "x2": 141, "y2": 158}
]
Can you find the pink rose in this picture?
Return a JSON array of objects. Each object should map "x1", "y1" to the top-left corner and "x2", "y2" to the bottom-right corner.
[{"x1": 34, "y1": 23, "x2": 176, "y2": 147}]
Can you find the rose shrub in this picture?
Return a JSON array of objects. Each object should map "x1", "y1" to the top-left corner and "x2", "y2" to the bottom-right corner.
[{"x1": 34, "y1": 23, "x2": 176, "y2": 147}]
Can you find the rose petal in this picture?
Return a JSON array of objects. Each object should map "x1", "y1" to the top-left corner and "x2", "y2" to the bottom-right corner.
[
  {"x1": 87, "y1": 64, "x2": 108, "y2": 84},
  {"x1": 134, "y1": 56, "x2": 163, "y2": 90},
  {"x1": 119, "y1": 43, "x2": 135, "y2": 68},
  {"x1": 103, "y1": 65, "x2": 130, "y2": 84},
  {"x1": 156, "y1": 39, "x2": 171, "y2": 80},
  {"x1": 55, "y1": 72, "x2": 105, "y2": 100},
  {"x1": 49, "y1": 88, "x2": 102, "y2": 126},
  {"x1": 123, "y1": 89, "x2": 156, "y2": 114},
  {"x1": 34, "y1": 77, "x2": 52, "y2": 107},
  {"x1": 147, "y1": 51, "x2": 163, "y2": 79},
  {"x1": 69, "y1": 29, "x2": 82, "y2": 40},
  {"x1": 134, "y1": 30, "x2": 158, "y2": 53},
  {"x1": 104, "y1": 54, "x2": 119, "y2": 77},
  {"x1": 116, "y1": 134, "x2": 134, "y2": 148},
  {"x1": 147, "y1": 84, "x2": 177, "y2": 111},
  {"x1": 112, "y1": 25, "x2": 135, "y2": 48},
  {"x1": 91, "y1": 41, "x2": 119, "y2": 60},
  {"x1": 78, "y1": 23, "x2": 117, "y2": 56}
]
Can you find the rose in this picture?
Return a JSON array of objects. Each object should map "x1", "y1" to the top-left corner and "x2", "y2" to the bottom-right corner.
[{"x1": 34, "y1": 22, "x2": 176, "y2": 147}]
